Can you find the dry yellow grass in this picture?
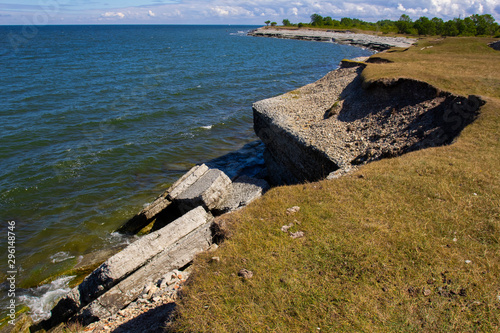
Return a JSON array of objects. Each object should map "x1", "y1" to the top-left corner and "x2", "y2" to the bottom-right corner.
[{"x1": 171, "y1": 37, "x2": 500, "y2": 332}]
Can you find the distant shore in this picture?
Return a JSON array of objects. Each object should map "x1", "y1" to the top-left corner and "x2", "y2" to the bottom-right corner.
[{"x1": 248, "y1": 27, "x2": 417, "y2": 51}]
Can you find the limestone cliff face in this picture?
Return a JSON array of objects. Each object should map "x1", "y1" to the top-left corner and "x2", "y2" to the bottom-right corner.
[{"x1": 253, "y1": 64, "x2": 484, "y2": 185}]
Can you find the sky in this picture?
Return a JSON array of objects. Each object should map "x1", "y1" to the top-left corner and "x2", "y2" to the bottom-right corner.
[{"x1": 0, "y1": 0, "x2": 499, "y2": 25}]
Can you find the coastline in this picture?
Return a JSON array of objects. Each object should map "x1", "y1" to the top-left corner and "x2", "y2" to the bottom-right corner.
[
  {"x1": 21, "y1": 30, "x2": 424, "y2": 333},
  {"x1": 248, "y1": 27, "x2": 417, "y2": 51}
]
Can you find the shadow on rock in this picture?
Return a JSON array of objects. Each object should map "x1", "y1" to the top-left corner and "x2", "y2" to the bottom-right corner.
[{"x1": 111, "y1": 303, "x2": 176, "y2": 333}]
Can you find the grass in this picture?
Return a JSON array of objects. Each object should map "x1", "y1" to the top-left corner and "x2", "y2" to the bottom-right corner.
[{"x1": 171, "y1": 37, "x2": 500, "y2": 332}]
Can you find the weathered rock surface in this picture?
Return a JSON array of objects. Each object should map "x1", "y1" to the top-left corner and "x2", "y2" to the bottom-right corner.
[
  {"x1": 117, "y1": 162, "x2": 266, "y2": 234},
  {"x1": 214, "y1": 175, "x2": 270, "y2": 214},
  {"x1": 174, "y1": 168, "x2": 232, "y2": 213},
  {"x1": 38, "y1": 206, "x2": 212, "y2": 330},
  {"x1": 253, "y1": 64, "x2": 484, "y2": 185},
  {"x1": 84, "y1": 269, "x2": 189, "y2": 333},
  {"x1": 117, "y1": 164, "x2": 210, "y2": 234},
  {"x1": 248, "y1": 28, "x2": 416, "y2": 51},
  {"x1": 36, "y1": 160, "x2": 270, "y2": 331},
  {"x1": 489, "y1": 40, "x2": 500, "y2": 51},
  {"x1": 74, "y1": 219, "x2": 213, "y2": 325}
]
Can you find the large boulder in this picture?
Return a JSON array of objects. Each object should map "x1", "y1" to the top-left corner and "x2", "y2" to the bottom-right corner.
[{"x1": 174, "y1": 168, "x2": 232, "y2": 213}]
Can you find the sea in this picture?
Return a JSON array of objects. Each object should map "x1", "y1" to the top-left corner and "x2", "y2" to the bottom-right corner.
[{"x1": 0, "y1": 25, "x2": 372, "y2": 323}]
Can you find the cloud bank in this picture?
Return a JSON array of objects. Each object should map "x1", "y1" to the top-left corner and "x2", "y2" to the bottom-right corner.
[{"x1": 0, "y1": 0, "x2": 498, "y2": 25}]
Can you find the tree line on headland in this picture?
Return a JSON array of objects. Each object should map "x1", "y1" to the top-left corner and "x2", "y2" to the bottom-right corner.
[{"x1": 265, "y1": 13, "x2": 500, "y2": 37}]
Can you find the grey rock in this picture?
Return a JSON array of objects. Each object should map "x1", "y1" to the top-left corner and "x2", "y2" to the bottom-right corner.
[
  {"x1": 43, "y1": 206, "x2": 210, "y2": 329},
  {"x1": 489, "y1": 40, "x2": 500, "y2": 51},
  {"x1": 74, "y1": 219, "x2": 213, "y2": 325},
  {"x1": 117, "y1": 164, "x2": 209, "y2": 234},
  {"x1": 175, "y1": 168, "x2": 232, "y2": 213},
  {"x1": 248, "y1": 28, "x2": 416, "y2": 51},
  {"x1": 167, "y1": 164, "x2": 210, "y2": 200},
  {"x1": 214, "y1": 175, "x2": 270, "y2": 214},
  {"x1": 290, "y1": 231, "x2": 305, "y2": 239},
  {"x1": 238, "y1": 269, "x2": 254, "y2": 279},
  {"x1": 253, "y1": 65, "x2": 484, "y2": 185},
  {"x1": 286, "y1": 206, "x2": 300, "y2": 215}
]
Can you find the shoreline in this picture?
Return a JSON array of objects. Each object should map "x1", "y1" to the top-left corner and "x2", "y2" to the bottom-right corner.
[
  {"x1": 248, "y1": 27, "x2": 417, "y2": 51},
  {"x1": 20, "y1": 30, "x2": 421, "y2": 333}
]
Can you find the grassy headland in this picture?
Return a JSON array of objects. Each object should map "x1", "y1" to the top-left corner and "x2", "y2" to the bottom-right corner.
[{"x1": 171, "y1": 37, "x2": 500, "y2": 332}]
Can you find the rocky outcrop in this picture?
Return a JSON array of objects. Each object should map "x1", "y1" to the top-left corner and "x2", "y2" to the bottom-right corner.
[
  {"x1": 489, "y1": 40, "x2": 500, "y2": 51},
  {"x1": 117, "y1": 143, "x2": 268, "y2": 235},
  {"x1": 253, "y1": 63, "x2": 484, "y2": 185},
  {"x1": 35, "y1": 163, "x2": 270, "y2": 331},
  {"x1": 35, "y1": 207, "x2": 213, "y2": 330},
  {"x1": 248, "y1": 28, "x2": 416, "y2": 51}
]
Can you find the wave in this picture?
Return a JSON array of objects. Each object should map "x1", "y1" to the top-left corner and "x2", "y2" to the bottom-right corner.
[
  {"x1": 49, "y1": 251, "x2": 75, "y2": 264},
  {"x1": 18, "y1": 275, "x2": 75, "y2": 323}
]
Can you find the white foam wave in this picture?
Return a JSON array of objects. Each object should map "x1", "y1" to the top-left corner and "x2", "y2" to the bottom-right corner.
[
  {"x1": 106, "y1": 231, "x2": 138, "y2": 246},
  {"x1": 200, "y1": 125, "x2": 212, "y2": 130},
  {"x1": 18, "y1": 275, "x2": 75, "y2": 323},
  {"x1": 49, "y1": 251, "x2": 75, "y2": 263}
]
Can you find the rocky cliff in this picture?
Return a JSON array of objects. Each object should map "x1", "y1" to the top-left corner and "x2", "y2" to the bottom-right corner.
[
  {"x1": 253, "y1": 62, "x2": 484, "y2": 185},
  {"x1": 248, "y1": 27, "x2": 417, "y2": 51}
]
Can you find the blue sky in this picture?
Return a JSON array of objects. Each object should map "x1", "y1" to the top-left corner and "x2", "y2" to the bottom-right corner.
[{"x1": 0, "y1": 0, "x2": 499, "y2": 25}]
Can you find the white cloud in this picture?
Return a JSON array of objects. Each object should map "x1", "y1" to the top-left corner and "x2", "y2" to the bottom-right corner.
[
  {"x1": 101, "y1": 12, "x2": 125, "y2": 19},
  {"x1": 212, "y1": 6, "x2": 230, "y2": 16},
  {"x1": 22, "y1": 0, "x2": 498, "y2": 25}
]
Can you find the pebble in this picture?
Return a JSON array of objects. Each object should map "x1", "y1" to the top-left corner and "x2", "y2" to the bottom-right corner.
[
  {"x1": 290, "y1": 231, "x2": 305, "y2": 239},
  {"x1": 84, "y1": 268, "x2": 190, "y2": 332},
  {"x1": 286, "y1": 206, "x2": 300, "y2": 215},
  {"x1": 238, "y1": 268, "x2": 254, "y2": 279}
]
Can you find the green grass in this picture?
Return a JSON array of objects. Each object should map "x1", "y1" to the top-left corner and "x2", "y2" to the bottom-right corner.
[{"x1": 171, "y1": 37, "x2": 500, "y2": 332}]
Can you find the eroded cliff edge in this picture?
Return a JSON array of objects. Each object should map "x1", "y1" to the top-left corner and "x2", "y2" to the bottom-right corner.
[{"x1": 253, "y1": 63, "x2": 484, "y2": 185}]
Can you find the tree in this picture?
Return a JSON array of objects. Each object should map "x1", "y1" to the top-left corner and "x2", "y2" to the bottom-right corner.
[
  {"x1": 282, "y1": 19, "x2": 292, "y2": 27},
  {"x1": 431, "y1": 17, "x2": 444, "y2": 35},
  {"x1": 340, "y1": 17, "x2": 354, "y2": 28},
  {"x1": 414, "y1": 16, "x2": 436, "y2": 35},
  {"x1": 265, "y1": 20, "x2": 270, "y2": 26},
  {"x1": 442, "y1": 20, "x2": 459, "y2": 36},
  {"x1": 323, "y1": 16, "x2": 334, "y2": 26},
  {"x1": 271, "y1": 22, "x2": 277, "y2": 27},
  {"x1": 396, "y1": 14, "x2": 413, "y2": 34},
  {"x1": 310, "y1": 13, "x2": 323, "y2": 26},
  {"x1": 460, "y1": 17, "x2": 477, "y2": 36},
  {"x1": 298, "y1": 23, "x2": 304, "y2": 28},
  {"x1": 471, "y1": 14, "x2": 498, "y2": 35}
]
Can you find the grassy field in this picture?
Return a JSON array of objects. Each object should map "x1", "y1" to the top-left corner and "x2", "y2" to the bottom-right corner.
[{"x1": 171, "y1": 37, "x2": 500, "y2": 332}]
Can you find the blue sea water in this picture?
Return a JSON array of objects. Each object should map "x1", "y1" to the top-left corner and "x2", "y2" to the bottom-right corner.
[{"x1": 0, "y1": 25, "x2": 372, "y2": 321}]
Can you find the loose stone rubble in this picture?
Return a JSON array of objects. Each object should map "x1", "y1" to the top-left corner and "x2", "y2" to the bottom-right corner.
[
  {"x1": 83, "y1": 269, "x2": 189, "y2": 332},
  {"x1": 253, "y1": 63, "x2": 484, "y2": 185}
]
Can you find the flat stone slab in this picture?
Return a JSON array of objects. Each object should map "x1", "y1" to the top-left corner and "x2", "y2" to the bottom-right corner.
[
  {"x1": 42, "y1": 206, "x2": 211, "y2": 329},
  {"x1": 249, "y1": 28, "x2": 416, "y2": 51},
  {"x1": 167, "y1": 164, "x2": 210, "y2": 200},
  {"x1": 174, "y1": 168, "x2": 232, "y2": 213},
  {"x1": 117, "y1": 164, "x2": 210, "y2": 234},
  {"x1": 214, "y1": 176, "x2": 270, "y2": 214},
  {"x1": 74, "y1": 219, "x2": 213, "y2": 325}
]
